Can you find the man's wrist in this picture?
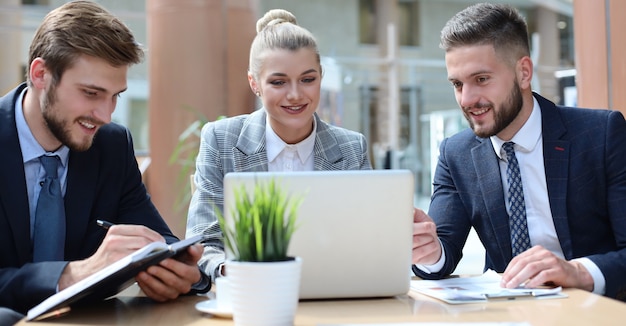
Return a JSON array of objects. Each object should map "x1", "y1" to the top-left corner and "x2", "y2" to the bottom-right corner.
[
  {"x1": 58, "y1": 260, "x2": 87, "y2": 291},
  {"x1": 572, "y1": 259, "x2": 596, "y2": 293},
  {"x1": 190, "y1": 269, "x2": 212, "y2": 293}
]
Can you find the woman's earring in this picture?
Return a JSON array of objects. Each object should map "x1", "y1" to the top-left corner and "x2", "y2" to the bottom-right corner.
[{"x1": 255, "y1": 90, "x2": 261, "y2": 97}]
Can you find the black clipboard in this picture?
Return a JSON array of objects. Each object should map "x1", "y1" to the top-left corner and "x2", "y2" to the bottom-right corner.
[{"x1": 27, "y1": 234, "x2": 205, "y2": 321}]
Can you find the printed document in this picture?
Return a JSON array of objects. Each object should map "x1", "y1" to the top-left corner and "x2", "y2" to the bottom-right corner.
[{"x1": 410, "y1": 270, "x2": 566, "y2": 304}]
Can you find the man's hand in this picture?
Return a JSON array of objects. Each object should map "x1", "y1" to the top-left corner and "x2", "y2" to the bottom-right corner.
[
  {"x1": 59, "y1": 224, "x2": 165, "y2": 290},
  {"x1": 135, "y1": 243, "x2": 203, "y2": 301},
  {"x1": 501, "y1": 245, "x2": 594, "y2": 291},
  {"x1": 412, "y1": 208, "x2": 442, "y2": 265}
]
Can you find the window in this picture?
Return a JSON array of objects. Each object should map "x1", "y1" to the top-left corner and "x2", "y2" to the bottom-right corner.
[
  {"x1": 22, "y1": 0, "x2": 49, "y2": 5},
  {"x1": 359, "y1": 0, "x2": 420, "y2": 47},
  {"x1": 110, "y1": 80, "x2": 149, "y2": 152},
  {"x1": 398, "y1": 0, "x2": 419, "y2": 46},
  {"x1": 558, "y1": 14, "x2": 575, "y2": 66},
  {"x1": 127, "y1": 98, "x2": 149, "y2": 151},
  {"x1": 359, "y1": 85, "x2": 420, "y2": 165},
  {"x1": 359, "y1": 0, "x2": 377, "y2": 44}
]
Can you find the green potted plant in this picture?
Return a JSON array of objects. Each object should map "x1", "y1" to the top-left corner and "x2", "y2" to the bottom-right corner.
[
  {"x1": 217, "y1": 178, "x2": 303, "y2": 326},
  {"x1": 218, "y1": 179, "x2": 301, "y2": 261}
]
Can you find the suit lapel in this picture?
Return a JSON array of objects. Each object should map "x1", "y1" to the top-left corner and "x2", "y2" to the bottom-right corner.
[
  {"x1": 233, "y1": 110, "x2": 269, "y2": 172},
  {"x1": 313, "y1": 114, "x2": 345, "y2": 170},
  {"x1": 63, "y1": 149, "x2": 100, "y2": 259},
  {"x1": 231, "y1": 111, "x2": 345, "y2": 171},
  {"x1": 0, "y1": 84, "x2": 32, "y2": 264},
  {"x1": 536, "y1": 93, "x2": 573, "y2": 258},
  {"x1": 472, "y1": 138, "x2": 512, "y2": 263}
]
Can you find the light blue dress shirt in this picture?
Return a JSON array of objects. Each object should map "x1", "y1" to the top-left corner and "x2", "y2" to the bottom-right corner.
[{"x1": 15, "y1": 88, "x2": 70, "y2": 239}]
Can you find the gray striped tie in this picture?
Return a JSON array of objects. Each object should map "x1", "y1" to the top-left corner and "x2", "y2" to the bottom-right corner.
[{"x1": 503, "y1": 142, "x2": 531, "y2": 256}]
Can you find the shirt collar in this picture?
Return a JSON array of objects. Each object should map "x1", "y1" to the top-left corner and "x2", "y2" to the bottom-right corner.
[
  {"x1": 491, "y1": 96, "x2": 542, "y2": 160},
  {"x1": 265, "y1": 116, "x2": 317, "y2": 164},
  {"x1": 16, "y1": 87, "x2": 70, "y2": 167}
]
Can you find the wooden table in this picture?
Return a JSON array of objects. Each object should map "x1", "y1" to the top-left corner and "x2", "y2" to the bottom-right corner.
[{"x1": 17, "y1": 283, "x2": 626, "y2": 325}]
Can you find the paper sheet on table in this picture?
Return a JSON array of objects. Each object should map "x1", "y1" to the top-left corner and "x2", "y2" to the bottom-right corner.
[
  {"x1": 318, "y1": 322, "x2": 530, "y2": 326},
  {"x1": 410, "y1": 270, "x2": 567, "y2": 304}
]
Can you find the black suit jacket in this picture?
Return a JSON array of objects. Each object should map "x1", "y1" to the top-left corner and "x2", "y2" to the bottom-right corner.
[
  {"x1": 0, "y1": 83, "x2": 178, "y2": 313},
  {"x1": 414, "y1": 93, "x2": 626, "y2": 301}
]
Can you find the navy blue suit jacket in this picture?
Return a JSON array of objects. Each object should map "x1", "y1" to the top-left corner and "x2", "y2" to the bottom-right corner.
[
  {"x1": 0, "y1": 83, "x2": 178, "y2": 313},
  {"x1": 414, "y1": 93, "x2": 626, "y2": 301}
]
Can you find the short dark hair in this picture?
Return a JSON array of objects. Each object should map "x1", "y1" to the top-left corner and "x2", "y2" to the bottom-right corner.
[
  {"x1": 27, "y1": 0, "x2": 144, "y2": 87},
  {"x1": 440, "y1": 3, "x2": 530, "y2": 65}
]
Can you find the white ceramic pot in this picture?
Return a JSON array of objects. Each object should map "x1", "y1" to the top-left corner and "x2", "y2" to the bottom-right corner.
[{"x1": 226, "y1": 257, "x2": 302, "y2": 326}]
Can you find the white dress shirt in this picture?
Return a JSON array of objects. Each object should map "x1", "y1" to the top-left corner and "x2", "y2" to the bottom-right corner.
[{"x1": 265, "y1": 117, "x2": 316, "y2": 172}]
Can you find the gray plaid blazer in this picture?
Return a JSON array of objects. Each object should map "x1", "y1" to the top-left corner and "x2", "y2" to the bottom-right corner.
[{"x1": 186, "y1": 109, "x2": 371, "y2": 280}]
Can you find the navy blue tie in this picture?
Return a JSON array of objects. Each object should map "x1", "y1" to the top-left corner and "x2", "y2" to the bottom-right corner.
[
  {"x1": 33, "y1": 155, "x2": 66, "y2": 262},
  {"x1": 503, "y1": 142, "x2": 531, "y2": 257}
]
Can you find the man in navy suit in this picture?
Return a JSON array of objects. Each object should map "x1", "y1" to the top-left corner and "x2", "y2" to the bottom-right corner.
[
  {"x1": 412, "y1": 3, "x2": 626, "y2": 301},
  {"x1": 0, "y1": 1, "x2": 208, "y2": 321}
]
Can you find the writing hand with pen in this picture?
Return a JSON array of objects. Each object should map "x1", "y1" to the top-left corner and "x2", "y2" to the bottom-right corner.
[{"x1": 57, "y1": 220, "x2": 204, "y2": 302}]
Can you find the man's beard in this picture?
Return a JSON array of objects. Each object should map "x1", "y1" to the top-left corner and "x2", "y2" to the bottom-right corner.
[
  {"x1": 41, "y1": 85, "x2": 94, "y2": 152},
  {"x1": 466, "y1": 80, "x2": 524, "y2": 138}
]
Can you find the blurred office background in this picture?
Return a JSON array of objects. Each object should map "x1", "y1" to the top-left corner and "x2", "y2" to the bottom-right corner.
[{"x1": 2, "y1": 0, "x2": 625, "y2": 274}]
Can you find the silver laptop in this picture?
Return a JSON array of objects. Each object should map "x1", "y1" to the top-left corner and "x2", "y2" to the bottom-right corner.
[{"x1": 223, "y1": 169, "x2": 414, "y2": 299}]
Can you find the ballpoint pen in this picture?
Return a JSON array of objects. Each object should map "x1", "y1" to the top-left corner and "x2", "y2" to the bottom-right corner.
[
  {"x1": 485, "y1": 286, "x2": 563, "y2": 300},
  {"x1": 96, "y1": 219, "x2": 115, "y2": 230}
]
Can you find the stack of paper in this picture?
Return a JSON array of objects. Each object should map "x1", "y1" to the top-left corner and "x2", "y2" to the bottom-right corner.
[{"x1": 410, "y1": 270, "x2": 566, "y2": 304}]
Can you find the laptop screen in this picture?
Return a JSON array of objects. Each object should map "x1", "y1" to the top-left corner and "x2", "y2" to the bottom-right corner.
[{"x1": 223, "y1": 169, "x2": 414, "y2": 299}]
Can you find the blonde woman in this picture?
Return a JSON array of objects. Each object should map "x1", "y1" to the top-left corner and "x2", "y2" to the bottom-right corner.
[{"x1": 187, "y1": 9, "x2": 371, "y2": 282}]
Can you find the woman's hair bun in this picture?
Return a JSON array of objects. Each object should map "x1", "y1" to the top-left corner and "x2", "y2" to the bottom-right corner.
[{"x1": 256, "y1": 9, "x2": 297, "y2": 33}]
